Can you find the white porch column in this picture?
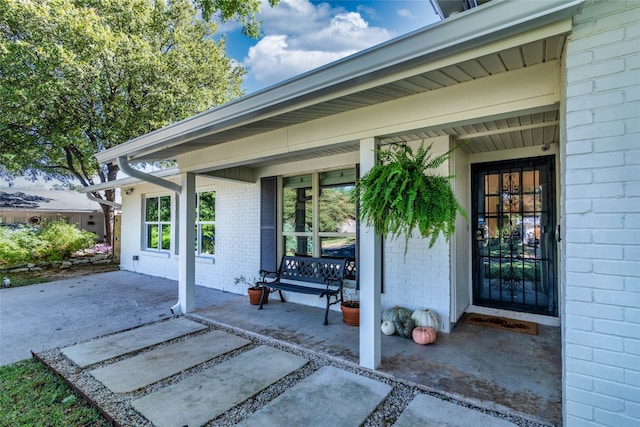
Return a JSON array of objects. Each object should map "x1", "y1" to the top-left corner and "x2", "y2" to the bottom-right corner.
[
  {"x1": 359, "y1": 137, "x2": 382, "y2": 369},
  {"x1": 178, "y1": 172, "x2": 196, "y2": 313}
]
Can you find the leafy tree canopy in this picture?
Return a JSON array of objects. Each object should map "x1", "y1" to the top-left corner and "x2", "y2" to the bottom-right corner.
[
  {"x1": 196, "y1": 0, "x2": 279, "y2": 38},
  {"x1": 0, "y1": 0, "x2": 255, "y2": 187},
  {"x1": 0, "y1": 0, "x2": 280, "y2": 243}
]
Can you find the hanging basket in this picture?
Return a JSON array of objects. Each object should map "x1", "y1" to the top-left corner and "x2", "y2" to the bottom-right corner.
[{"x1": 354, "y1": 141, "x2": 467, "y2": 253}]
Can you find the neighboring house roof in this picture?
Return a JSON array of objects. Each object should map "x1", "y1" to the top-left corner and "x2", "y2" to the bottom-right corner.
[
  {"x1": 0, "y1": 189, "x2": 101, "y2": 212},
  {"x1": 95, "y1": 0, "x2": 584, "y2": 166}
]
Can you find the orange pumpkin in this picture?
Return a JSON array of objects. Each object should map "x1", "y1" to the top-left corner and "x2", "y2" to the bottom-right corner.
[{"x1": 412, "y1": 326, "x2": 437, "y2": 345}]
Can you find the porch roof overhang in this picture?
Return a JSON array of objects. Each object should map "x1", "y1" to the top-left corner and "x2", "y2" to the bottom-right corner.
[{"x1": 95, "y1": 0, "x2": 584, "y2": 169}]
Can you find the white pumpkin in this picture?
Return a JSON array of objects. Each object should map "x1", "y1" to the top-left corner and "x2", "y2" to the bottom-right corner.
[
  {"x1": 381, "y1": 320, "x2": 396, "y2": 335},
  {"x1": 411, "y1": 308, "x2": 440, "y2": 331}
]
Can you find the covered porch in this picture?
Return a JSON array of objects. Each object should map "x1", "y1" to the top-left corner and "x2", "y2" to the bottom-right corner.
[
  {"x1": 87, "y1": 0, "x2": 576, "y2": 366},
  {"x1": 190, "y1": 287, "x2": 561, "y2": 426}
]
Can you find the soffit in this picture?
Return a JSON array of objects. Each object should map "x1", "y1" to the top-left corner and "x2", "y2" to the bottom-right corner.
[{"x1": 136, "y1": 34, "x2": 565, "y2": 163}]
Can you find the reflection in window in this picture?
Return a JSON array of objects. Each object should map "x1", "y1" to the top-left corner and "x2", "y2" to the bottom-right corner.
[
  {"x1": 145, "y1": 195, "x2": 171, "y2": 251},
  {"x1": 196, "y1": 191, "x2": 215, "y2": 255},
  {"x1": 283, "y1": 174, "x2": 313, "y2": 256},
  {"x1": 281, "y1": 169, "x2": 357, "y2": 279}
]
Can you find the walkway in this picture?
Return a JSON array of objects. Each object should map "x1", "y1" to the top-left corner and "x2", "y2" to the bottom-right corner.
[{"x1": 49, "y1": 316, "x2": 520, "y2": 426}]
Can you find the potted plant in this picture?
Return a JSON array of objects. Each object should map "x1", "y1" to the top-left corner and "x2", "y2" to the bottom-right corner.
[
  {"x1": 340, "y1": 287, "x2": 359, "y2": 326},
  {"x1": 354, "y1": 141, "x2": 467, "y2": 254},
  {"x1": 235, "y1": 275, "x2": 270, "y2": 305}
]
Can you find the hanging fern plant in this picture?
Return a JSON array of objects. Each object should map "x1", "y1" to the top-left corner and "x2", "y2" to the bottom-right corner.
[{"x1": 354, "y1": 141, "x2": 467, "y2": 253}]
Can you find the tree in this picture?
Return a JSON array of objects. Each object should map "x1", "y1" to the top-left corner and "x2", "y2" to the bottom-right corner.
[
  {"x1": 0, "y1": 0, "x2": 276, "y2": 245},
  {"x1": 196, "y1": 0, "x2": 279, "y2": 38}
]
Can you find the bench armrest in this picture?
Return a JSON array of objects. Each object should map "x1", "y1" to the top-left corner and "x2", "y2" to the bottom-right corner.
[{"x1": 259, "y1": 269, "x2": 278, "y2": 280}]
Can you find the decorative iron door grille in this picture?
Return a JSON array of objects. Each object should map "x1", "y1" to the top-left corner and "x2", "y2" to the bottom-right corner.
[{"x1": 471, "y1": 156, "x2": 557, "y2": 316}]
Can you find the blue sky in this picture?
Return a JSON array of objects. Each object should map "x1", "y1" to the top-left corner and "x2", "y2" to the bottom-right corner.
[{"x1": 217, "y1": 0, "x2": 441, "y2": 94}]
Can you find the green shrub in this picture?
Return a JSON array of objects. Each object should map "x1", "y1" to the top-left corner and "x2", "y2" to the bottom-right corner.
[
  {"x1": 0, "y1": 223, "x2": 97, "y2": 267},
  {"x1": 0, "y1": 227, "x2": 36, "y2": 266},
  {"x1": 35, "y1": 223, "x2": 96, "y2": 261}
]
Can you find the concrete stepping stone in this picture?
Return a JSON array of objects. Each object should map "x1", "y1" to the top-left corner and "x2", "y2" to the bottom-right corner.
[
  {"x1": 235, "y1": 365, "x2": 392, "y2": 427},
  {"x1": 131, "y1": 345, "x2": 308, "y2": 427},
  {"x1": 393, "y1": 394, "x2": 518, "y2": 427},
  {"x1": 62, "y1": 318, "x2": 206, "y2": 367},
  {"x1": 89, "y1": 331, "x2": 250, "y2": 393}
]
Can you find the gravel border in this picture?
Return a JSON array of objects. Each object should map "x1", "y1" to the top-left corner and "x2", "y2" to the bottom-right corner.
[{"x1": 35, "y1": 315, "x2": 554, "y2": 427}]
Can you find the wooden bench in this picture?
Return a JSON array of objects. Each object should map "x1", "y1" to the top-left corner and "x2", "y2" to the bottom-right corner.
[{"x1": 256, "y1": 256, "x2": 347, "y2": 325}]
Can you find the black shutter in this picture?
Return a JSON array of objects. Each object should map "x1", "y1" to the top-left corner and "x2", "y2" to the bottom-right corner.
[{"x1": 260, "y1": 176, "x2": 278, "y2": 273}]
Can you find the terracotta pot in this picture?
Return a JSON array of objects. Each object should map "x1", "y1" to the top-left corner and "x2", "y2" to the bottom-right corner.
[
  {"x1": 248, "y1": 287, "x2": 269, "y2": 305},
  {"x1": 341, "y1": 301, "x2": 360, "y2": 326}
]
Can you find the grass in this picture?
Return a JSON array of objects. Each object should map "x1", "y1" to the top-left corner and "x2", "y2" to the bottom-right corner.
[
  {"x1": 0, "y1": 358, "x2": 110, "y2": 426},
  {"x1": 2, "y1": 263, "x2": 119, "y2": 288},
  {"x1": 2, "y1": 270, "x2": 50, "y2": 287}
]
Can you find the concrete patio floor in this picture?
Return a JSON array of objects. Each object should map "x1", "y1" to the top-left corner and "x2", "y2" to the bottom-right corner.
[{"x1": 192, "y1": 291, "x2": 562, "y2": 426}]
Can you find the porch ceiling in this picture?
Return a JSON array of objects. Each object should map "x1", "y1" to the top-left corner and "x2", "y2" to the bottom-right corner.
[
  {"x1": 139, "y1": 35, "x2": 565, "y2": 163},
  {"x1": 380, "y1": 108, "x2": 560, "y2": 154}
]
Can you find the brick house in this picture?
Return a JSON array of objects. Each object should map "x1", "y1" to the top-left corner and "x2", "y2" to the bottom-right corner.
[{"x1": 83, "y1": 1, "x2": 639, "y2": 425}]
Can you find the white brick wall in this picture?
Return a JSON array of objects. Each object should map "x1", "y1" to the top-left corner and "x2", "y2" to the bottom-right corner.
[
  {"x1": 117, "y1": 156, "x2": 453, "y2": 322},
  {"x1": 564, "y1": 1, "x2": 640, "y2": 425},
  {"x1": 382, "y1": 232, "x2": 450, "y2": 331},
  {"x1": 117, "y1": 181, "x2": 261, "y2": 295},
  {"x1": 208, "y1": 181, "x2": 261, "y2": 294}
]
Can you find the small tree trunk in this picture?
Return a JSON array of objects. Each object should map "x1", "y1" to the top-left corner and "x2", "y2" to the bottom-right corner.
[{"x1": 101, "y1": 202, "x2": 114, "y2": 246}]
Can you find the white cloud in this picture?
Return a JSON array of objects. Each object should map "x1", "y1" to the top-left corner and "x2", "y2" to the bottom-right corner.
[
  {"x1": 397, "y1": 8, "x2": 414, "y2": 19},
  {"x1": 244, "y1": 0, "x2": 393, "y2": 87},
  {"x1": 245, "y1": 35, "x2": 355, "y2": 85}
]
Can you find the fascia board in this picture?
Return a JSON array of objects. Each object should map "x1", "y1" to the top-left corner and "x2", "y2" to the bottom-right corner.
[
  {"x1": 96, "y1": 0, "x2": 584, "y2": 165},
  {"x1": 79, "y1": 167, "x2": 180, "y2": 193}
]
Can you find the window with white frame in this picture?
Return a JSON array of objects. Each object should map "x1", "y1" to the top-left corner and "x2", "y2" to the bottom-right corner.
[
  {"x1": 144, "y1": 195, "x2": 171, "y2": 251},
  {"x1": 282, "y1": 168, "x2": 356, "y2": 265},
  {"x1": 196, "y1": 191, "x2": 215, "y2": 255}
]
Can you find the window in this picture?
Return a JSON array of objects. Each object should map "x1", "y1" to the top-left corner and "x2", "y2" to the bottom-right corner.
[
  {"x1": 145, "y1": 195, "x2": 171, "y2": 251},
  {"x1": 282, "y1": 168, "x2": 356, "y2": 266},
  {"x1": 196, "y1": 191, "x2": 215, "y2": 255}
]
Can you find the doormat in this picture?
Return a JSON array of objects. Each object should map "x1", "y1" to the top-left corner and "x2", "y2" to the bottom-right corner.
[{"x1": 462, "y1": 313, "x2": 538, "y2": 335}]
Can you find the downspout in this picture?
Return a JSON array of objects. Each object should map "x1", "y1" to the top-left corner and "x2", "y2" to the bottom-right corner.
[
  {"x1": 117, "y1": 156, "x2": 183, "y2": 314},
  {"x1": 116, "y1": 157, "x2": 181, "y2": 194}
]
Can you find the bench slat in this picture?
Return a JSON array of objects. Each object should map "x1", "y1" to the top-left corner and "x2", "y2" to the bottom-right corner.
[{"x1": 269, "y1": 282, "x2": 340, "y2": 296}]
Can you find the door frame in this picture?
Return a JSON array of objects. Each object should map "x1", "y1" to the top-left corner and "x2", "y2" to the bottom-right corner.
[{"x1": 461, "y1": 146, "x2": 561, "y2": 326}]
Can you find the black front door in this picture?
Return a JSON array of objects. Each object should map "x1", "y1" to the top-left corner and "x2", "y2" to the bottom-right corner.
[{"x1": 471, "y1": 156, "x2": 557, "y2": 316}]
